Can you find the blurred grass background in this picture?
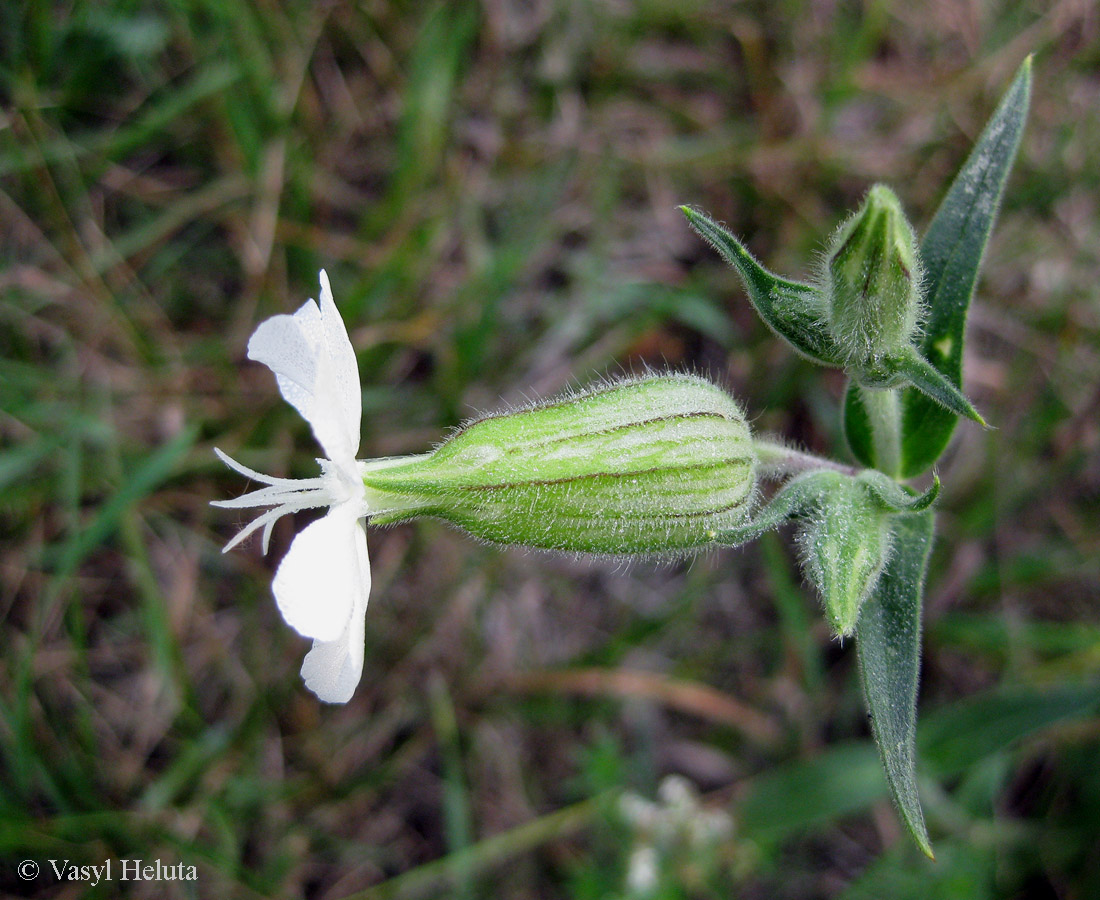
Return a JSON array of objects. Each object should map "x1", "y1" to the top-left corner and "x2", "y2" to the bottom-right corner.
[{"x1": 2, "y1": 1, "x2": 1098, "y2": 897}]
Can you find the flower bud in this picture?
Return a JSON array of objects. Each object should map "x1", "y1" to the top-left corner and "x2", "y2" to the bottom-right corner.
[
  {"x1": 797, "y1": 476, "x2": 892, "y2": 637},
  {"x1": 824, "y1": 184, "x2": 923, "y2": 363},
  {"x1": 362, "y1": 374, "x2": 757, "y2": 555}
]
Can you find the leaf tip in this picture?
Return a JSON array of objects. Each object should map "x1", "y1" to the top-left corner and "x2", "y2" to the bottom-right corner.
[
  {"x1": 679, "y1": 204, "x2": 702, "y2": 224},
  {"x1": 911, "y1": 474, "x2": 941, "y2": 512}
]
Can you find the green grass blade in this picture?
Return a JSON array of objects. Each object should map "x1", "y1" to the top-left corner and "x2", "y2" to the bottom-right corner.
[
  {"x1": 918, "y1": 682, "x2": 1100, "y2": 776},
  {"x1": 44, "y1": 426, "x2": 197, "y2": 586},
  {"x1": 856, "y1": 509, "x2": 935, "y2": 858},
  {"x1": 348, "y1": 794, "x2": 607, "y2": 900},
  {"x1": 739, "y1": 742, "x2": 885, "y2": 844},
  {"x1": 898, "y1": 57, "x2": 1032, "y2": 475},
  {"x1": 0, "y1": 62, "x2": 240, "y2": 177},
  {"x1": 429, "y1": 676, "x2": 476, "y2": 900},
  {"x1": 737, "y1": 679, "x2": 1100, "y2": 850}
]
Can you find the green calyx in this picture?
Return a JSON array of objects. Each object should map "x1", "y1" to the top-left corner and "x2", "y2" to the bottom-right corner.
[
  {"x1": 362, "y1": 374, "x2": 757, "y2": 555},
  {"x1": 824, "y1": 184, "x2": 924, "y2": 365}
]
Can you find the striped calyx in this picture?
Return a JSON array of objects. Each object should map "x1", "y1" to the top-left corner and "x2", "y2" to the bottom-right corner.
[{"x1": 361, "y1": 374, "x2": 757, "y2": 555}]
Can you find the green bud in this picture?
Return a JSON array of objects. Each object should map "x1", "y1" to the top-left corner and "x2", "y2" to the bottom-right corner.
[
  {"x1": 798, "y1": 475, "x2": 892, "y2": 637},
  {"x1": 824, "y1": 184, "x2": 924, "y2": 363},
  {"x1": 362, "y1": 374, "x2": 757, "y2": 555}
]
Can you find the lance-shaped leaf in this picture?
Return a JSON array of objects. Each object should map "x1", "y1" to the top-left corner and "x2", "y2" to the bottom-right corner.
[
  {"x1": 868, "y1": 346, "x2": 986, "y2": 426},
  {"x1": 843, "y1": 58, "x2": 1031, "y2": 474},
  {"x1": 680, "y1": 206, "x2": 845, "y2": 366},
  {"x1": 856, "y1": 509, "x2": 936, "y2": 858}
]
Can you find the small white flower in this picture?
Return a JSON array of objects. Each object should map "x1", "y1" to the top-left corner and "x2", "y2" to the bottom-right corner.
[
  {"x1": 626, "y1": 845, "x2": 659, "y2": 896},
  {"x1": 213, "y1": 271, "x2": 371, "y2": 704}
]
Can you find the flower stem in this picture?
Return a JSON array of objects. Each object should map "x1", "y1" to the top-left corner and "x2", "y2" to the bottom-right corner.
[
  {"x1": 859, "y1": 385, "x2": 902, "y2": 478},
  {"x1": 753, "y1": 437, "x2": 858, "y2": 480}
]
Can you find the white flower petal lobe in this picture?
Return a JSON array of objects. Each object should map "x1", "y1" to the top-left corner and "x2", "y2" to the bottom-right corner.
[
  {"x1": 247, "y1": 273, "x2": 361, "y2": 469},
  {"x1": 299, "y1": 519, "x2": 370, "y2": 703},
  {"x1": 272, "y1": 502, "x2": 366, "y2": 643}
]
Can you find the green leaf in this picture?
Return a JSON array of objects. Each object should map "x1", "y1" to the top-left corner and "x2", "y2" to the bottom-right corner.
[
  {"x1": 843, "y1": 59, "x2": 1031, "y2": 473},
  {"x1": 680, "y1": 206, "x2": 845, "y2": 366},
  {"x1": 843, "y1": 58, "x2": 1031, "y2": 475},
  {"x1": 858, "y1": 470, "x2": 940, "y2": 513},
  {"x1": 881, "y1": 346, "x2": 986, "y2": 426},
  {"x1": 856, "y1": 509, "x2": 936, "y2": 858},
  {"x1": 738, "y1": 679, "x2": 1100, "y2": 851},
  {"x1": 842, "y1": 379, "x2": 876, "y2": 468},
  {"x1": 739, "y1": 742, "x2": 885, "y2": 845},
  {"x1": 720, "y1": 470, "x2": 937, "y2": 637},
  {"x1": 843, "y1": 345, "x2": 985, "y2": 471},
  {"x1": 919, "y1": 682, "x2": 1100, "y2": 777}
]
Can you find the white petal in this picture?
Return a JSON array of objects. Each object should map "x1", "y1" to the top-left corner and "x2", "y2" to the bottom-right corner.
[
  {"x1": 299, "y1": 521, "x2": 370, "y2": 703},
  {"x1": 299, "y1": 614, "x2": 366, "y2": 704},
  {"x1": 246, "y1": 271, "x2": 361, "y2": 468},
  {"x1": 317, "y1": 270, "x2": 362, "y2": 450},
  {"x1": 272, "y1": 503, "x2": 369, "y2": 643}
]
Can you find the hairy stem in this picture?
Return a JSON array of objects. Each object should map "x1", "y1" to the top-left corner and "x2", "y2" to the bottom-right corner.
[
  {"x1": 859, "y1": 385, "x2": 902, "y2": 478},
  {"x1": 753, "y1": 437, "x2": 859, "y2": 480}
]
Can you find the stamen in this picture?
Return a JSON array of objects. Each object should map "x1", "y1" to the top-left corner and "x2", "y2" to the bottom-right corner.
[
  {"x1": 211, "y1": 479, "x2": 328, "y2": 510},
  {"x1": 220, "y1": 496, "x2": 327, "y2": 554},
  {"x1": 214, "y1": 447, "x2": 322, "y2": 488}
]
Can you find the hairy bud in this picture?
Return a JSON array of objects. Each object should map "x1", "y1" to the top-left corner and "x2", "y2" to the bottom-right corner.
[
  {"x1": 797, "y1": 475, "x2": 893, "y2": 637},
  {"x1": 824, "y1": 184, "x2": 924, "y2": 363},
  {"x1": 362, "y1": 374, "x2": 757, "y2": 555}
]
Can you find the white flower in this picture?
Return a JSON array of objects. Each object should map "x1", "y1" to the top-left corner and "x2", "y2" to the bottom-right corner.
[
  {"x1": 213, "y1": 271, "x2": 371, "y2": 704},
  {"x1": 626, "y1": 846, "x2": 659, "y2": 896}
]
